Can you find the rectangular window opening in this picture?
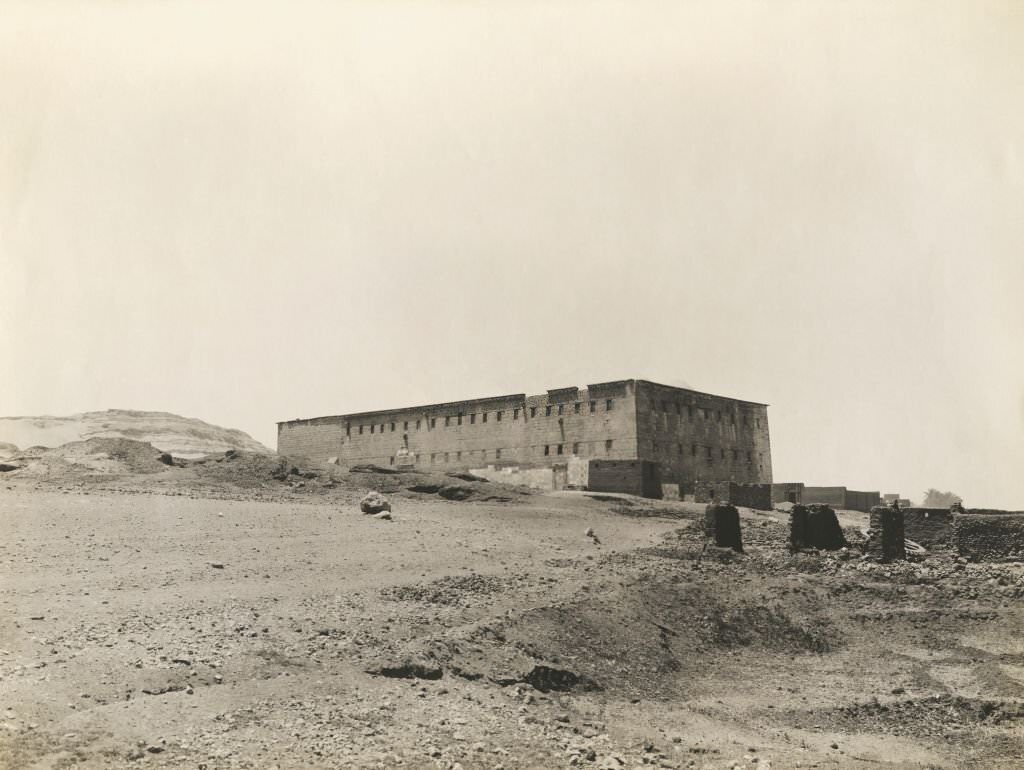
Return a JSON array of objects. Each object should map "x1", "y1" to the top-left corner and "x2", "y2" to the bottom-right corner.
[
  {"x1": 606, "y1": 399, "x2": 614, "y2": 410},
  {"x1": 573, "y1": 402, "x2": 581, "y2": 414},
  {"x1": 544, "y1": 445, "x2": 550, "y2": 456},
  {"x1": 589, "y1": 400, "x2": 596, "y2": 413},
  {"x1": 557, "y1": 444, "x2": 563, "y2": 455},
  {"x1": 605, "y1": 439, "x2": 613, "y2": 453}
]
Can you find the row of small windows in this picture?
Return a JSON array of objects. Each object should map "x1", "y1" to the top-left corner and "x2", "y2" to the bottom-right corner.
[
  {"x1": 544, "y1": 439, "x2": 614, "y2": 456},
  {"x1": 388, "y1": 440, "x2": 616, "y2": 465},
  {"x1": 651, "y1": 442, "x2": 759, "y2": 463},
  {"x1": 654, "y1": 400, "x2": 760, "y2": 429},
  {"x1": 347, "y1": 399, "x2": 616, "y2": 436}
]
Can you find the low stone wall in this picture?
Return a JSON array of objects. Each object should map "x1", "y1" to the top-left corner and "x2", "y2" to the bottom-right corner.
[
  {"x1": 902, "y1": 508, "x2": 954, "y2": 549},
  {"x1": 772, "y1": 482, "x2": 804, "y2": 505},
  {"x1": 587, "y1": 460, "x2": 662, "y2": 499},
  {"x1": 952, "y1": 513, "x2": 1024, "y2": 562},
  {"x1": 803, "y1": 486, "x2": 847, "y2": 507},
  {"x1": 468, "y1": 464, "x2": 554, "y2": 491},
  {"x1": 689, "y1": 481, "x2": 771, "y2": 510},
  {"x1": 728, "y1": 483, "x2": 772, "y2": 511},
  {"x1": 844, "y1": 490, "x2": 882, "y2": 513}
]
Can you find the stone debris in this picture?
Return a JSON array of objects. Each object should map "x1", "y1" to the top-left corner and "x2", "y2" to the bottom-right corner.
[{"x1": 359, "y1": 491, "x2": 392, "y2": 514}]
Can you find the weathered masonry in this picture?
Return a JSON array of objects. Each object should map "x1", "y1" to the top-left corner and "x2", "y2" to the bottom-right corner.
[{"x1": 277, "y1": 379, "x2": 772, "y2": 490}]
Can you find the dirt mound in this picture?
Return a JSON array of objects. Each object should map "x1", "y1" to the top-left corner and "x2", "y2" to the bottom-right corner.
[
  {"x1": 11, "y1": 438, "x2": 172, "y2": 477},
  {"x1": 188, "y1": 451, "x2": 324, "y2": 488},
  {"x1": 388, "y1": 572, "x2": 836, "y2": 698}
]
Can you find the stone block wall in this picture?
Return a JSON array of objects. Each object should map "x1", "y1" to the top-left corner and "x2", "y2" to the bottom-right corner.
[
  {"x1": 587, "y1": 459, "x2": 662, "y2": 499},
  {"x1": 633, "y1": 380, "x2": 771, "y2": 486},
  {"x1": 952, "y1": 513, "x2": 1024, "y2": 562}
]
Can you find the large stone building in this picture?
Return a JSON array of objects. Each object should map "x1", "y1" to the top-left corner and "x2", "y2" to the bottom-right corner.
[{"x1": 277, "y1": 379, "x2": 772, "y2": 490}]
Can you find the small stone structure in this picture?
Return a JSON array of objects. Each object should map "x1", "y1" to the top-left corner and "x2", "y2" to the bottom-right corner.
[
  {"x1": 586, "y1": 460, "x2": 662, "y2": 499},
  {"x1": 867, "y1": 506, "x2": 906, "y2": 562},
  {"x1": 789, "y1": 504, "x2": 845, "y2": 551},
  {"x1": 704, "y1": 503, "x2": 743, "y2": 552}
]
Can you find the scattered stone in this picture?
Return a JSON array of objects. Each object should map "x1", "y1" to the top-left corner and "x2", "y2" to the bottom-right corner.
[
  {"x1": 366, "y1": 660, "x2": 443, "y2": 680},
  {"x1": 438, "y1": 485, "x2": 474, "y2": 501},
  {"x1": 360, "y1": 491, "x2": 392, "y2": 514},
  {"x1": 210, "y1": 562, "x2": 225, "y2": 569},
  {"x1": 373, "y1": 511, "x2": 392, "y2": 521}
]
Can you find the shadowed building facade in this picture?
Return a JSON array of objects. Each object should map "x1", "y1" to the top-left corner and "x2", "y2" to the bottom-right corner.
[{"x1": 277, "y1": 379, "x2": 772, "y2": 491}]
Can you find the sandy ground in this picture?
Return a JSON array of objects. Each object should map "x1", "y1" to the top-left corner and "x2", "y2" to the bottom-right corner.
[{"x1": 1, "y1": 480, "x2": 1023, "y2": 770}]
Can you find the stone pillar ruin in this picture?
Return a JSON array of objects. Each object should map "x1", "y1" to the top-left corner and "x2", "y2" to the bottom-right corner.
[
  {"x1": 790, "y1": 504, "x2": 846, "y2": 551},
  {"x1": 867, "y1": 506, "x2": 906, "y2": 562},
  {"x1": 704, "y1": 503, "x2": 743, "y2": 553}
]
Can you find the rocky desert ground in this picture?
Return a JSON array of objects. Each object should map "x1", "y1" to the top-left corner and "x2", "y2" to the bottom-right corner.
[{"x1": 1, "y1": 440, "x2": 1022, "y2": 770}]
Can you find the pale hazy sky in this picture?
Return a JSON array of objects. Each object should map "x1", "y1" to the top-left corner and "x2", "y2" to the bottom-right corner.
[{"x1": 2, "y1": 1, "x2": 1022, "y2": 507}]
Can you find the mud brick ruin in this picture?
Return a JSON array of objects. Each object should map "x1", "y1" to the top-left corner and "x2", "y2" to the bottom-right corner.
[{"x1": 278, "y1": 379, "x2": 773, "y2": 498}]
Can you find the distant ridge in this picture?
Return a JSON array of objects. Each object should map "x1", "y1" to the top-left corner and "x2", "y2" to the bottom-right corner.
[{"x1": 0, "y1": 410, "x2": 271, "y2": 459}]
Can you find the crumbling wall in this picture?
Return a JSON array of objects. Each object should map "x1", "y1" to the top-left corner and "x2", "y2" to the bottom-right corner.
[
  {"x1": 902, "y1": 508, "x2": 954, "y2": 549},
  {"x1": 867, "y1": 506, "x2": 906, "y2": 562},
  {"x1": 952, "y1": 513, "x2": 1024, "y2": 562},
  {"x1": 789, "y1": 504, "x2": 846, "y2": 550}
]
